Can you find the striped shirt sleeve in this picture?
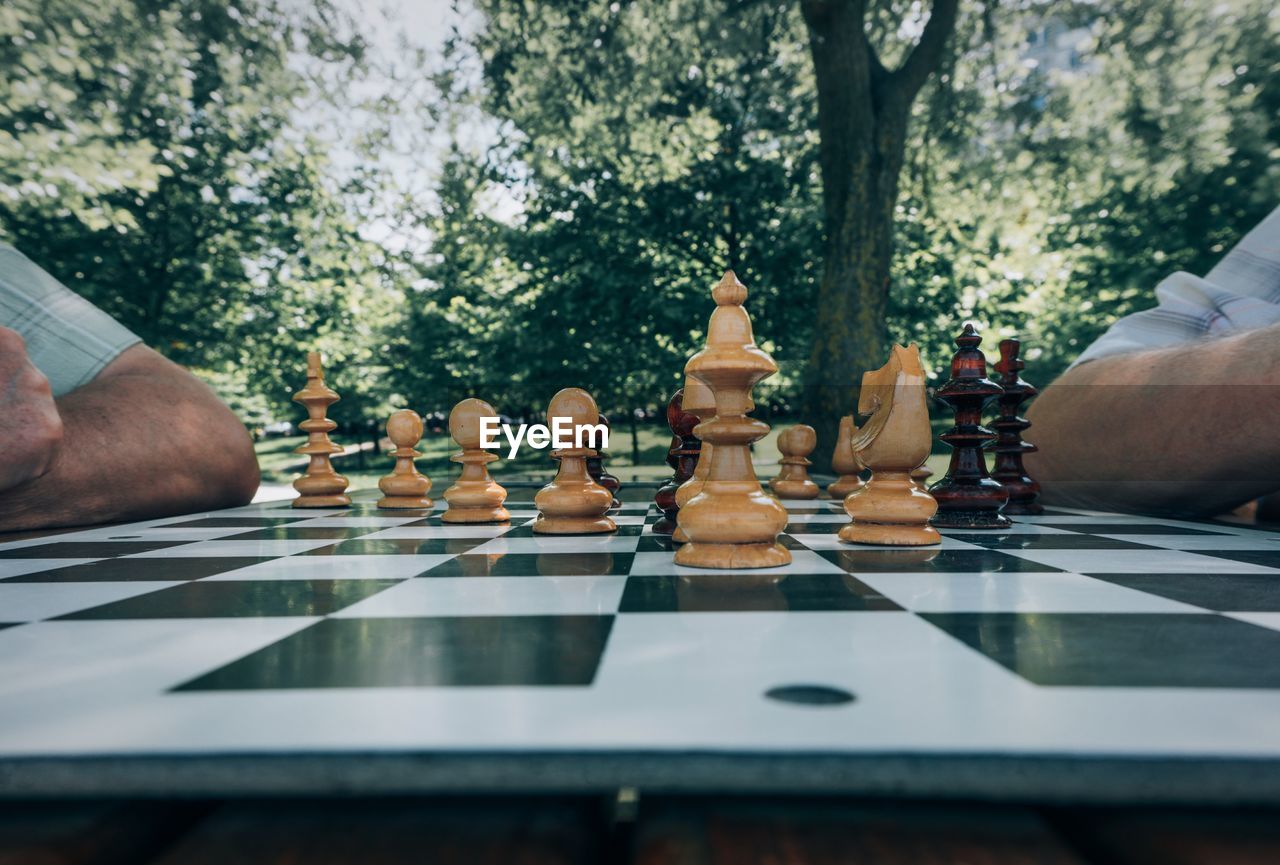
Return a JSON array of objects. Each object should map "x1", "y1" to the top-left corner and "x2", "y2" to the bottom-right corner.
[
  {"x1": 0, "y1": 242, "x2": 142, "y2": 397},
  {"x1": 1072, "y1": 205, "x2": 1280, "y2": 367}
]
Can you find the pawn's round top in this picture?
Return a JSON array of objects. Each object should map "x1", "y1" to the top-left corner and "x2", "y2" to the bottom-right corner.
[
  {"x1": 546, "y1": 387, "x2": 599, "y2": 428},
  {"x1": 386, "y1": 409, "x2": 424, "y2": 449},
  {"x1": 711, "y1": 269, "x2": 748, "y2": 306},
  {"x1": 779, "y1": 424, "x2": 816, "y2": 457},
  {"x1": 449, "y1": 398, "x2": 497, "y2": 450}
]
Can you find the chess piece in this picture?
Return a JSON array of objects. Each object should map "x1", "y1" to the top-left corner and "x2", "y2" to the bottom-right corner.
[
  {"x1": 929, "y1": 323, "x2": 1011, "y2": 528},
  {"x1": 989, "y1": 338, "x2": 1043, "y2": 515},
  {"x1": 533, "y1": 388, "x2": 617, "y2": 535},
  {"x1": 654, "y1": 389, "x2": 701, "y2": 535},
  {"x1": 674, "y1": 271, "x2": 790, "y2": 569},
  {"x1": 442, "y1": 398, "x2": 510, "y2": 523},
  {"x1": 839, "y1": 345, "x2": 941, "y2": 546},
  {"x1": 827, "y1": 415, "x2": 865, "y2": 499},
  {"x1": 376, "y1": 410, "x2": 433, "y2": 508},
  {"x1": 585, "y1": 413, "x2": 622, "y2": 509},
  {"x1": 291, "y1": 351, "x2": 351, "y2": 508},
  {"x1": 769, "y1": 424, "x2": 821, "y2": 499},
  {"x1": 911, "y1": 465, "x2": 933, "y2": 493},
  {"x1": 672, "y1": 374, "x2": 715, "y2": 543}
]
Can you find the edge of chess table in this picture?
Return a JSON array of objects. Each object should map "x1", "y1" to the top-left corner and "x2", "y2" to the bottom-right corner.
[{"x1": 3, "y1": 751, "x2": 1280, "y2": 805}]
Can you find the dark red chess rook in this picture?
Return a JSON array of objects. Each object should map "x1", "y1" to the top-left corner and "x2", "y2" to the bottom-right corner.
[
  {"x1": 586, "y1": 413, "x2": 622, "y2": 510},
  {"x1": 653, "y1": 389, "x2": 700, "y2": 535},
  {"x1": 989, "y1": 338, "x2": 1043, "y2": 515},
  {"x1": 929, "y1": 323, "x2": 1011, "y2": 529}
]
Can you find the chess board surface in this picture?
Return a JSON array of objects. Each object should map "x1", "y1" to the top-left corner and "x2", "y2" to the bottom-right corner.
[{"x1": 3, "y1": 488, "x2": 1280, "y2": 802}]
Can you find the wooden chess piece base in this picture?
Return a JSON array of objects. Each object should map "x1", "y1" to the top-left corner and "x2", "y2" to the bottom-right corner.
[
  {"x1": 533, "y1": 481, "x2": 616, "y2": 534},
  {"x1": 929, "y1": 483, "x2": 1011, "y2": 529},
  {"x1": 293, "y1": 460, "x2": 351, "y2": 508},
  {"x1": 533, "y1": 457, "x2": 616, "y2": 535},
  {"x1": 827, "y1": 473, "x2": 864, "y2": 499},
  {"x1": 442, "y1": 462, "x2": 509, "y2": 523},
  {"x1": 673, "y1": 483, "x2": 791, "y2": 569},
  {"x1": 840, "y1": 470, "x2": 941, "y2": 546},
  {"x1": 770, "y1": 471, "x2": 820, "y2": 500}
]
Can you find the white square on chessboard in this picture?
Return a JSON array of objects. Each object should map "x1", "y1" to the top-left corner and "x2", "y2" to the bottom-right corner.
[
  {"x1": 1001, "y1": 549, "x2": 1280, "y2": 574},
  {"x1": 945, "y1": 523, "x2": 1075, "y2": 535},
  {"x1": 1225, "y1": 613, "x2": 1280, "y2": 633},
  {"x1": 782, "y1": 514, "x2": 848, "y2": 524},
  {"x1": 0, "y1": 617, "x2": 317, "y2": 705},
  {"x1": 361, "y1": 525, "x2": 513, "y2": 540},
  {"x1": 467, "y1": 536, "x2": 641, "y2": 555},
  {"x1": 0, "y1": 559, "x2": 100, "y2": 580},
  {"x1": 0, "y1": 582, "x2": 179, "y2": 622},
  {"x1": 609, "y1": 515, "x2": 647, "y2": 526},
  {"x1": 330, "y1": 574, "x2": 627, "y2": 618},
  {"x1": 789, "y1": 534, "x2": 985, "y2": 551},
  {"x1": 51, "y1": 526, "x2": 254, "y2": 542},
  {"x1": 855, "y1": 571, "x2": 1204, "y2": 613},
  {"x1": 628, "y1": 549, "x2": 845, "y2": 577},
  {"x1": 198, "y1": 555, "x2": 455, "y2": 581},
  {"x1": 291, "y1": 516, "x2": 425, "y2": 528},
  {"x1": 126, "y1": 540, "x2": 339, "y2": 558}
]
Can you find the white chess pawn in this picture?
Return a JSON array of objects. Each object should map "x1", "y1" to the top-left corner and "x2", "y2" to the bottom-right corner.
[
  {"x1": 533, "y1": 388, "x2": 616, "y2": 535},
  {"x1": 769, "y1": 424, "x2": 821, "y2": 500},
  {"x1": 377, "y1": 410, "x2": 433, "y2": 509},
  {"x1": 442, "y1": 398, "x2": 510, "y2": 523}
]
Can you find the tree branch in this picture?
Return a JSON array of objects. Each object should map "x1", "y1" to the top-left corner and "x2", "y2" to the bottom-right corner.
[{"x1": 889, "y1": 0, "x2": 959, "y2": 104}]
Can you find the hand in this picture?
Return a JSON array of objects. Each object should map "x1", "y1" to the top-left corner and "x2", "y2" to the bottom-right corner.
[{"x1": 0, "y1": 327, "x2": 63, "y2": 492}]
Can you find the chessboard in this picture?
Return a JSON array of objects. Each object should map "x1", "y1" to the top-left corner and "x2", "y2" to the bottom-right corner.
[{"x1": 2, "y1": 489, "x2": 1280, "y2": 803}]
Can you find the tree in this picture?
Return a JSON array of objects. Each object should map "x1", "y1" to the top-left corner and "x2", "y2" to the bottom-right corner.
[{"x1": 798, "y1": 0, "x2": 959, "y2": 467}]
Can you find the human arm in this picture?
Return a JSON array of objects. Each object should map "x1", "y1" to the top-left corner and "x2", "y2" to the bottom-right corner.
[
  {"x1": 1023, "y1": 320, "x2": 1280, "y2": 517},
  {"x1": 0, "y1": 338, "x2": 259, "y2": 530}
]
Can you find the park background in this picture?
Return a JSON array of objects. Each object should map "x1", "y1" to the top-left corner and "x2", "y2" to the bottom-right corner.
[{"x1": 2, "y1": 0, "x2": 1277, "y2": 493}]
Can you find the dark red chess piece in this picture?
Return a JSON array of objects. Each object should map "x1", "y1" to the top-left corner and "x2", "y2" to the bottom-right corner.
[
  {"x1": 929, "y1": 323, "x2": 1011, "y2": 529},
  {"x1": 586, "y1": 413, "x2": 622, "y2": 510},
  {"x1": 989, "y1": 338, "x2": 1043, "y2": 515},
  {"x1": 653, "y1": 389, "x2": 700, "y2": 535}
]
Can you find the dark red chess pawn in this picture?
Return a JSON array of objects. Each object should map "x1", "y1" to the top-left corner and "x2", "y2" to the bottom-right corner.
[
  {"x1": 989, "y1": 338, "x2": 1043, "y2": 515},
  {"x1": 586, "y1": 412, "x2": 622, "y2": 510},
  {"x1": 653, "y1": 389, "x2": 701, "y2": 535},
  {"x1": 929, "y1": 323, "x2": 1011, "y2": 529}
]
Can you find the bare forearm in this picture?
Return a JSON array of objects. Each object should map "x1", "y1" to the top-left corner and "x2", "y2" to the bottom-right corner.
[
  {"x1": 0, "y1": 350, "x2": 259, "y2": 530},
  {"x1": 1024, "y1": 323, "x2": 1280, "y2": 516}
]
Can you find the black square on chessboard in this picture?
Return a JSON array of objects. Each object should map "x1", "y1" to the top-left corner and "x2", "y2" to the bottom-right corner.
[
  {"x1": 0, "y1": 540, "x2": 193, "y2": 559},
  {"x1": 922, "y1": 612, "x2": 1280, "y2": 688},
  {"x1": 173, "y1": 615, "x2": 614, "y2": 690},
  {"x1": 55, "y1": 579, "x2": 401, "y2": 619},
  {"x1": 416, "y1": 553, "x2": 635, "y2": 578},
  {"x1": 1035, "y1": 522, "x2": 1231, "y2": 536},
  {"x1": 1087, "y1": 573, "x2": 1280, "y2": 612},
  {"x1": 0, "y1": 557, "x2": 275, "y2": 583},
  {"x1": 947, "y1": 534, "x2": 1158, "y2": 551},
  {"x1": 818, "y1": 548, "x2": 1064, "y2": 573},
  {"x1": 619, "y1": 573, "x2": 901, "y2": 613},
  {"x1": 299, "y1": 538, "x2": 490, "y2": 556},
  {"x1": 223, "y1": 527, "x2": 385, "y2": 541},
  {"x1": 165, "y1": 517, "x2": 311, "y2": 528},
  {"x1": 499, "y1": 524, "x2": 643, "y2": 538},
  {"x1": 1191, "y1": 550, "x2": 1280, "y2": 569}
]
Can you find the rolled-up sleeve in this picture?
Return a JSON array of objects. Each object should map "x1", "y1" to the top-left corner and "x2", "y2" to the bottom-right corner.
[{"x1": 0, "y1": 243, "x2": 142, "y2": 397}]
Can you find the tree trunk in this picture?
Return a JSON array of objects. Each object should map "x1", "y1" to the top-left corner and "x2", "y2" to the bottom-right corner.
[{"x1": 799, "y1": 0, "x2": 958, "y2": 472}]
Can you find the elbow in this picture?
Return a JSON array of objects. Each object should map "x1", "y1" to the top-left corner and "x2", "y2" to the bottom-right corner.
[
  {"x1": 219, "y1": 423, "x2": 261, "y2": 506},
  {"x1": 223, "y1": 435, "x2": 262, "y2": 506}
]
